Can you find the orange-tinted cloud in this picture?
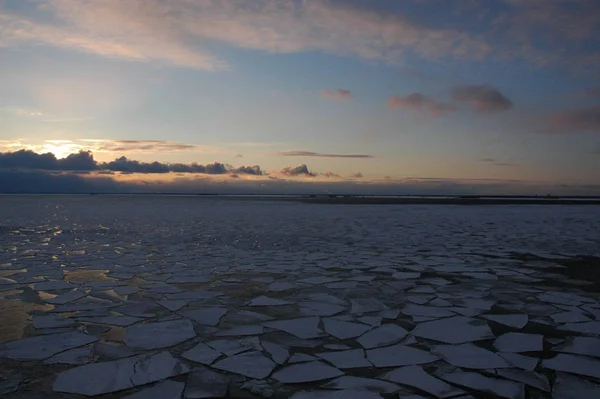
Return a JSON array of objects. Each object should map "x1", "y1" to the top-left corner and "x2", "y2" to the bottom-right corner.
[{"x1": 387, "y1": 93, "x2": 457, "y2": 116}]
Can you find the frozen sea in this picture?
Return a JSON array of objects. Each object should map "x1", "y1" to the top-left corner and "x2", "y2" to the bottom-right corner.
[{"x1": 1, "y1": 195, "x2": 600, "y2": 398}]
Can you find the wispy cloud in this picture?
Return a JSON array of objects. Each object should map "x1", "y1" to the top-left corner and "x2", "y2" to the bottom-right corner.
[
  {"x1": 387, "y1": 93, "x2": 457, "y2": 116},
  {"x1": 278, "y1": 151, "x2": 374, "y2": 158},
  {"x1": 0, "y1": 106, "x2": 93, "y2": 123},
  {"x1": 2, "y1": 0, "x2": 597, "y2": 73},
  {"x1": 479, "y1": 158, "x2": 520, "y2": 167},
  {"x1": 451, "y1": 85, "x2": 513, "y2": 113},
  {"x1": 351, "y1": 172, "x2": 364, "y2": 179},
  {"x1": 537, "y1": 105, "x2": 600, "y2": 134},
  {"x1": 0, "y1": 0, "x2": 491, "y2": 70},
  {"x1": 321, "y1": 89, "x2": 353, "y2": 101}
]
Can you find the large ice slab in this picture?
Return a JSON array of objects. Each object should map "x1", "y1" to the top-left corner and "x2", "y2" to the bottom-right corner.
[
  {"x1": 350, "y1": 298, "x2": 388, "y2": 314},
  {"x1": 555, "y1": 336, "x2": 600, "y2": 358},
  {"x1": 323, "y1": 318, "x2": 372, "y2": 340},
  {"x1": 123, "y1": 380, "x2": 185, "y2": 399},
  {"x1": 0, "y1": 331, "x2": 98, "y2": 361},
  {"x1": 211, "y1": 351, "x2": 276, "y2": 379},
  {"x1": 290, "y1": 390, "x2": 383, "y2": 399},
  {"x1": 322, "y1": 376, "x2": 400, "y2": 393},
  {"x1": 182, "y1": 343, "x2": 222, "y2": 365},
  {"x1": 263, "y1": 317, "x2": 323, "y2": 339},
  {"x1": 53, "y1": 351, "x2": 190, "y2": 396},
  {"x1": 316, "y1": 349, "x2": 371, "y2": 369},
  {"x1": 249, "y1": 296, "x2": 291, "y2": 306},
  {"x1": 184, "y1": 368, "x2": 230, "y2": 398},
  {"x1": 381, "y1": 366, "x2": 464, "y2": 398},
  {"x1": 366, "y1": 344, "x2": 438, "y2": 368},
  {"x1": 272, "y1": 361, "x2": 344, "y2": 383},
  {"x1": 124, "y1": 319, "x2": 196, "y2": 349},
  {"x1": 411, "y1": 316, "x2": 494, "y2": 344},
  {"x1": 356, "y1": 324, "x2": 408, "y2": 349},
  {"x1": 494, "y1": 333, "x2": 543, "y2": 353},
  {"x1": 432, "y1": 343, "x2": 512, "y2": 369},
  {"x1": 179, "y1": 308, "x2": 228, "y2": 326},
  {"x1": 552, "y1": 373, "x2": 600, "y2": 399},
  {"x1": 542, "y1": 353, "x2": 600, "y2": 379},
  {"x1": 480, "y1": 314, "x2": 528, "y2": 329},
  {"x1": 262, "y1": 341, "x2": 290, "y2": 364},
  {"x1": 496, "y1": 369, "x2": 550, "y2": 392},
  {"x1": 438, "y1": 371, "x2": 524, "y2": 399}
]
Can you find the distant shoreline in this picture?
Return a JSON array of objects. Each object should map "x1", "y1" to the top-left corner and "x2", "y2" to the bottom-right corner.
[
  {"x1": 298, "y1": 196, "x2": 600, "y2": 205},
  {"x1": 1, "y1": 193, "x2": 600, "y2": 205}
]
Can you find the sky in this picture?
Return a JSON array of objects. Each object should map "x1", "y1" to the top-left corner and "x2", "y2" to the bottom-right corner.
[{"x1": 0, "y1": 0, "x2": 599, "y2": 195}]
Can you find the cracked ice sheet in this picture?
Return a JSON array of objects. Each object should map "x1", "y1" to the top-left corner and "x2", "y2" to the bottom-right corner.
[
  {"x1": 273, "y1": 361, "x2": 344, "y2": 383},
  {"x1": 291, "y1": 391, "x2": 383, "y2": 399},
  {"x1": 211, "y1": 351, "x2": 276, "y2": 379},
  {"x1": 123, "y1": 380, "x2": 185, "y2": 399},
  {"x1": 322, "y1": 318, "x2": 372, "y2": 340},
  {"x1": 179, "y1": 308, "x2": 228, "y2": 326},
  {"x1": 356, "y1": 324, "x2": 408, "y2": 349},
  {"x1": 432, "y1": 343, "x2": 512, "y2": 369},
  {"x1": 248, "y1": 296, "x2": 291, "y2": 306},
  {"x1": 0, "y1": 331, "x2": 98, "y2": 361},
  {"x1": 411, "y1": 316, "x2": 494, "y2": 344},
  {"x1": 322, "y1": 376, "x2": 400, "y2": 393},
  {"x1": 182, "y1": 343, "x2": 222, "y2": 365},
  {"x1": 366, "y1": 344, "x2": 438, "y2": 368},
  {"x1": 555, "y1": 336, "x2": 600, "y2": 358},
  {"x1": 381, "y1": 366, "x2": 464, "y2": 398},
  {"x1": 263, "y1": 317, "x2": 324, "y2": 339},
  {"x1": 542, "y1": 353, "x2": 600, "y2": 379},
  {"x1": 437, "y1": 371, "x2": 524, "y2": 399},
  {"x1": 480, "y1": 314, "x2": 528, "y2": 329},
  {"x1": 124, "y1": 319, "x2": 196, "y2": 349},
  {"x1": 316, "y1": 349, "x2": 371, "y2": 369},
  {"x1": 552, "y1": 373, "x2": 600, "y2": 399},
  {"x1": 53, "y1": 351, "x2": 189, "y2": 396},
  {"x1": 494, "y1": 333, "x2": 543, "y2": 353}
]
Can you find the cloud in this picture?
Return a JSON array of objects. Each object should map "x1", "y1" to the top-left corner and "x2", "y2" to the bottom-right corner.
[
  {"x1": 0, "y1": 107, "x2": 45, "y2": 117},
  {"x1": 93, "y1": 140, "x2": 202, "y2": 153},
  {"x1": 387, "y1": 93, "x2": 457, "y2": 116},
  {"x1": 321, "y1": 89, "x2": 353, "y2": 101},
  {"x1": 321, "y1": 172, "x2": 341, "y2": 178},
  {"x1": 0, "y1": 149, "x2": 97, "y2": 171},
  {"x1": 1, "y1": 0, "x2": 597, "y2": 74},
  {"x1": 451, "y1": 85, "x2": 513, "y2": 113},
  {"x1": 0, "y1": 149, "x2": 263, "y2": 175},
  {"x1": 278, "y1": 151, "x2": 374, "y2": 159},
  {"x1": 351, "y1": 172, "x2": 364, "y2": 178},
  {"x1": 0, "y1": 0, "x2": 492, "y2": 70},
  {"x1": 538, "y1": 105, "x2": 600, "y2": 134},
  {"x1": 232, "y1": 165, "x2": 263, "y2": 176},
  {"x1": 0, "y1": 107, "x2": 93, "y2": 123},
  {"x1": 479, "y1": 158, "x2": 520, "y2": 167},
  {"x1": 280, "y1": 164, "x2": 316, "y2": 177}
]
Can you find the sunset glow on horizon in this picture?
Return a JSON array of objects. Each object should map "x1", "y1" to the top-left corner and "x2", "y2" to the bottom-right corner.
[{"x1": 1, "y1": 0, "x2": 599, "y2": 195}]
